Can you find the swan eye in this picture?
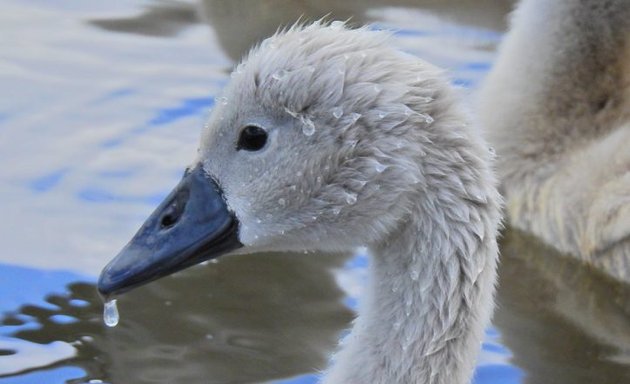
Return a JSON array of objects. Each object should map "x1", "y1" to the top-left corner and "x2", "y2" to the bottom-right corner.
[{"x1": 237, "y1": 125, "x2": 268, "y2": 151}]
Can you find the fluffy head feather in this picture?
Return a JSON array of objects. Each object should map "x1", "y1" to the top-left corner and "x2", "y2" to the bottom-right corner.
[{"x1": 199, "y1": 22, "x2": 494, "y2": 253}]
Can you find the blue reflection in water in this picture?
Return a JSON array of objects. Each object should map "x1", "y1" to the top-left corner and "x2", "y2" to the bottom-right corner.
[
  {"x1": 0, "y1": 264, "x2": 93, "y2": 383},
  {"x1": 77, "y1": 188, "x2": 168, "y2": 205},
  {"x1": 393, "y1": 28, "x2": 434, "y2": 37},
  {"x1": 101, "y1": 96, "x2": 214, "y2": 148},
  {"x1": 274, "y1": 374, "x2": 319, "y2": 384},
  {"x1": 473, "y1": 365, "x2": 524, "y2": 384},
  {"x1": 103, "y1": 88, "x2": 134, "y2": 101},
  {"x1": 0, "y1": 367, "x2": 87, "y2": 384},
  {"x1": 148, "y1": 96, "x2": 214, "y2": 126},
  {"x1": 29, "y1": 169, "x2": 69, "y2": 193},
  {"x1": 460, "y1": 62, "x2": 493, "y2": 72},
  {"x1": 0, "y1": 264, "x2": 93, "y2": 316}
]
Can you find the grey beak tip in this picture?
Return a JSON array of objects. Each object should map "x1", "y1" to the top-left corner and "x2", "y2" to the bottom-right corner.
[
  {"x1": 97, "y1": 165, "x2": 243, "y2": 296},
  {"x1": 97, "y1": 266, "x2": 117, "y2": 297}
]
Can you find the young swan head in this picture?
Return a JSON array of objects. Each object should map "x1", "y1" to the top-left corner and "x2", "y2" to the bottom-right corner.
[
  {"x1": 201, "y1": 22, "x2": 445, "y2": 251},
  {"x1": 98, "y1": 22, "x2": 481, "y2": 298}
]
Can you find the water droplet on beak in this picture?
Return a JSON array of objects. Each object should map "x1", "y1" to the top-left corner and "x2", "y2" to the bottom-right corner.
[{"x1": 103, "y1": 299, "x2": 119, "y2": 327}]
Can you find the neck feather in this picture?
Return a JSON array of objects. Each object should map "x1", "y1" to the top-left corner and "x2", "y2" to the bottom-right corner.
[{"x1": 323, "y1": 193, "x2": 499, "y2": 384}]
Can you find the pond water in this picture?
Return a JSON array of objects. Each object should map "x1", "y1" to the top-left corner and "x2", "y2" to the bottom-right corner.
[{"x1": 1, "y1": 0, "x2": 629, "y2": 383}]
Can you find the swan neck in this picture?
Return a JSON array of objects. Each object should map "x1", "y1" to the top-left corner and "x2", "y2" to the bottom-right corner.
[{"x1": 323, "y1": 201, "x2": 498, "y2": 384}]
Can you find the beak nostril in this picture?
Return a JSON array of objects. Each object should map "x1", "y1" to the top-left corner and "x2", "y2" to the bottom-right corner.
[{"x1": 158, "y1": 188, "x2": 190, "y2": 230}]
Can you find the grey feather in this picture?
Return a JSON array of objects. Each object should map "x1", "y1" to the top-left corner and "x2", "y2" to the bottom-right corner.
[{"x1": 478, "y1": 0, "x2": 630, "y2": 281}]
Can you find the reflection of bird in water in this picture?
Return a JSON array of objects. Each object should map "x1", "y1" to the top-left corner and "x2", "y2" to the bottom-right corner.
[
  {"x1": 496, "y1": 228, "x2": 630, "y2": 383},
  {"x1": 98, "y1": 23, "x2": 502, "y2": 384},
  {"x1": 479, "y1": 0, "x2": 630, "y2": 281},
  {"x1": 88, "y1": 0, "x2": 514, "y2": 61}
]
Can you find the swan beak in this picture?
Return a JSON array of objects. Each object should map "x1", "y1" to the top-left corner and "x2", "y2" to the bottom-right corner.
[{"x1": 97, "y1": 165, "x2": 242, "y2": 297}]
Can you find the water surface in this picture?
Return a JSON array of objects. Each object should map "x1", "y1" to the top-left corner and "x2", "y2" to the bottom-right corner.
[{"x1": 1, "y1": 1, "x2": 629, "y2": 383}]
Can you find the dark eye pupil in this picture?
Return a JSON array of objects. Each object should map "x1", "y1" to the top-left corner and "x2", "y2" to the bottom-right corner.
[{"x1": 237, "y1": 125, "x2": 268, "y2": 151}]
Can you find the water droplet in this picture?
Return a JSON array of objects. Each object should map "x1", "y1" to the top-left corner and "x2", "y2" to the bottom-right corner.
[
  {"x1": 332, "y1": 107, "x2": 343, "y2": 119},
  {"x1": 410, "y1": 270, "x2": 419, "y2": 281},
  {"x1": 330, "y1": 20, "x2": 344, "y2": 29},
  {"x1": 165, "y1": 300, "x2": 172, "y2": 306},
  {"x1": 374, "y1": 162, "x2": 387, "y2": 173},
  {"x1": 373, "y1": 84, "x2": 382, "y2": 93},
  {"x1": 344, "y1": 192, "x2": 357, "y2": 205},
  {"x1": 421, "y1": 114, "x2": 434, "y2": 124},
  {"x1": 332, "y1": 207, "x2": 341, "y2": 215},
  {"x1": 215, "y1": 96, "x2": 228, "y2": 106},
  {"x1": 88, "y1": 380, "x2": 104, "y2": 384},
  {"x1": 316, "y1": 176, "x2": 323, "y2": 184},
  {"x1": 103, "y1": 299, "x2": 119, "y2": 327},
  {"x1": 278, "y1": 198, "x2": 286, "y2": 207},
  {"x1": 393, "y1": 321, "x2": 402, "y2": 330},
  {"x1": 272, "y1": 69, "x2": 289, "y2": 81},
  {"x1": 302, "y1": 119, "x2": 315, "y2": 136},
  {"x1": 256, "y1": 218, "x2": 262, "y2": 224},
  {"x1": 205, "y1": 333, "x2": 214, "y2": 340},
  {"x1": 378, "y1": 111, "x2": 387, "y2": 120},
  {"x1": 284, "y1": 107, "x2": 299, "y2": 118}
]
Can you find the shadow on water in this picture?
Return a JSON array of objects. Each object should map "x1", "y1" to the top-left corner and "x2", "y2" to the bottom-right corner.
[
  {"x1": 1, "y1": 252, "x2": 353, "y2": 384},
  {"x1": 495, "y1": 228, "x2": 630, "y2": 383}
]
